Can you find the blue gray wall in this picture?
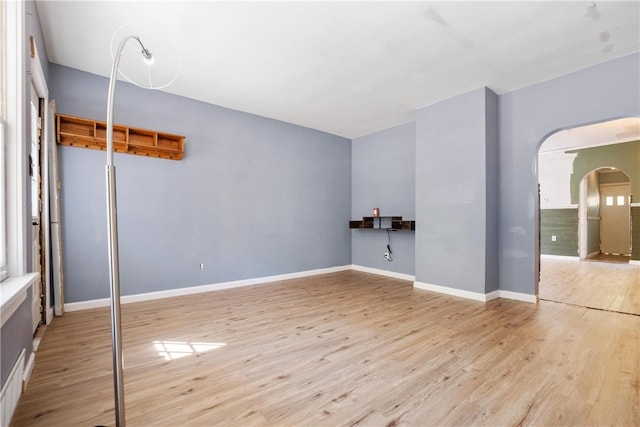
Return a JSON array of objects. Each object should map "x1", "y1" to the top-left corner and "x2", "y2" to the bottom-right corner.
[
  {"x1": 500, "y1": 52, "x2": 640, "y2": 294},
  {"x1": 49, "y1": 64, "x2": 351, "y2": 303},
  {"x1": 351, "y1": 122, "x2": 415, "y2": 275},
  {"x1": 415, "y1": 87, "x2": 499, "y2": 294},
  {"x1": 21, "y1": 29, "x2": 640, "y2": 311}
]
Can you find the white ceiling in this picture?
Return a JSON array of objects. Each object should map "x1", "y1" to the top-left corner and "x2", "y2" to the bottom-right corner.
[{"x1": 36, "y1": 1, "x2": 640, "y2": 139}]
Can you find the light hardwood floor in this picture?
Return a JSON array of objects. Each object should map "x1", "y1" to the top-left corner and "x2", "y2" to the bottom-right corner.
[
  {"x1": 12, "y1": 271, "x2": 640, "y2": 426},
  {"x1": 540, "y1": 257, "x2": 640, "y2": 315}
]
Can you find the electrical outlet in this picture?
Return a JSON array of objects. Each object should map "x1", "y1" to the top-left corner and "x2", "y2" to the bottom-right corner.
[
  {"x1": 551, "y1": 235, "x2": 557, "y2": 242},
  {"x1": 199, "y1": 263, "x2": 205, "y2": 271},
  {"x1": 384, "y1": 252, "x2": 392, "y2": 262}
]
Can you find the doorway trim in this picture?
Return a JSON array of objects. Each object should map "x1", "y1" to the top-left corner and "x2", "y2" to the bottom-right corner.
[
  {"x1": 30, "y1": 38, "x2": 53, "y2": 325},
  {"x1": 578, "y1": 168, "x2": 632, "y2": 260}
]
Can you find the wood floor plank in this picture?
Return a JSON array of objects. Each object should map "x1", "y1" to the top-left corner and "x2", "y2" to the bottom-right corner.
[
  {"x1": 540, "y1": 258, "x2": 640, "y2": 314},
  {"x1": 11, "y1": 271, "x2": 640, "y2": 426}
]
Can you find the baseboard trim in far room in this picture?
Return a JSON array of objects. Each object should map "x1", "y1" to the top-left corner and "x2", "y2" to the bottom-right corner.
[
  {"x1": 64, "y1": 265, "x2": 352, "y2": 312},
  {"x1": 630, "y1": 260, "x2": 640, "y2": 266},
  {"x1": 586, "y1": 251, "x2": 601, "y2": 259},
  {"x1": 540, "y1": 254, "x2": 579, "y2": 261}
]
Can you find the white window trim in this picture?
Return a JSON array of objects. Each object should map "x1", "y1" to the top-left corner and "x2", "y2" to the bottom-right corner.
[
  {"x1": 0, "y1": 0, "x2": 38, "y2": 325},
  {"x1": 0, "y1": 118, "x2": 9, "y2": 282},
  {"x1": 5, "y1": 0, "x2": 27, "y2": 278},
  {"x1": 1, "y1": 272, "x2": 38, "y2": 327},
  {"x1": 0, "y1": 0, "x2": 6, "y2": 282},
  {"x1": 1, "y1": 119, "x2": 7, "y2": 282}
]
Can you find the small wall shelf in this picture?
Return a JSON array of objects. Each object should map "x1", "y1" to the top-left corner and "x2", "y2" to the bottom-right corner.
[
  {"x1": 349, "y1": 216, "x2": 415, "y2": 231},
  {"x1": 56, "y1": 113, "x2": 185, "y2": 160}
]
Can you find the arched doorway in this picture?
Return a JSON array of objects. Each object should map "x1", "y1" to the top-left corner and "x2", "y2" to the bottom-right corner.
[{"x1": 536, "y1": 118, "x2": 640, "y2": 315}]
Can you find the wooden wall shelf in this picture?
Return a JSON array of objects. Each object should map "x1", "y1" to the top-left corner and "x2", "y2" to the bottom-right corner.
[
  {"x1": 56, "y1": 114, "x2": 185, "y2": 160},
  {"x1": 349, "y1": 216, "x2": 415, "y2": 231}
]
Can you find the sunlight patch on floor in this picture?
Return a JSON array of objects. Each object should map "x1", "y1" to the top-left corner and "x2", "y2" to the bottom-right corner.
[{"x1": 153, "y1": 340, "x2": 226, "y2": 361}]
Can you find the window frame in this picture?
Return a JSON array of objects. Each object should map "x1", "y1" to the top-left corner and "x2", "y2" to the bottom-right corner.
[
  {"x1": 1, "y1": 119, "x2": 7, "y2": 282},
  {"x1": 0, "y1": 0, "x2": 7, "y2": 282},
  {"x1": 2, "y1": 0, "x2": 27, "y2": 281}
]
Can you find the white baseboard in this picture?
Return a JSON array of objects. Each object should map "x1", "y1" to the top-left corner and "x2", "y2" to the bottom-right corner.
[
  {"x1": 22, "y1": 351, "x2": 35, "y2": 390},
  {"x1": 65, "y1": 264, "x2": 542, "y2": 312},
  {"x1": 413, "y1": 282, "x2": 537, "y2": 304},
  {"x1": 65, "y1": 265, "x2": 352, "y2": 312},
  {"x1": 498, "y1": 290, "x2": 538, "y2": 303},
  {"x1": 1, "y1": 349, "x2": 24, "y2": 427},
  {"x1": 65, "y1": 298, "x2": 110, "y2": 312},
  {"x1": 350, "y1": 265, "x2": 415, "y2": 281},
  {"x1": 540, "y1": 205, "x2": 579, "y2": 209},
  {"x1": 540, "y1": 254, "x2": 579, "y2": 261},
  {"x1": 486, "y1": 290, "x2": 500, "y2": 301},
  {"x1": 586, "y1": 251, "x2": 601, "y2": 259},
  {"x1": 630, "y1": 260, "x2": 640, "y2": 266},
  {"x1": 413, "y1": 281, "x2": 499, "y2": 302}
]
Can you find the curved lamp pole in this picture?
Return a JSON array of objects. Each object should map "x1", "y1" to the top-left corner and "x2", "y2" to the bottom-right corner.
[{"x1": 106, "y1": 35, "x2": 152, "y2": 427}]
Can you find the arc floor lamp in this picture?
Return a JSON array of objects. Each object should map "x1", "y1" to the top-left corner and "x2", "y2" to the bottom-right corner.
[{"x1": 106, "y1": 24, "x2": 180, "y2": 426}]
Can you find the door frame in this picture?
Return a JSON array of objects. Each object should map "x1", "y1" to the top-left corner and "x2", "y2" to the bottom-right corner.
[
  {"x1": 29, "y1": 80, "x2": 42, "y2": 333},
  {"x1": 577, "y1": 168, "x2": 632, "y2": 260},
  {"x1": 30, "y1": 37, "x2": 53, "y2": 325}
]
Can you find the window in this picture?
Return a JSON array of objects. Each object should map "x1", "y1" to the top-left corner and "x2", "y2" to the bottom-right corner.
[
  {"x1": 0, "y1": 120, "x2": 6, "y2": 282},
  {"x1": 617, "y1": 195, "x2": 626, "y2": 206},
  {"x1": 0, "y1": 0, "x2": 7, "y2": 282},
  {"x1": 605, "y1": 196, "x2": 614, "y2": 206},
  {"x1": 1, "y1": 0, "x2": 27, "y2": 280}
]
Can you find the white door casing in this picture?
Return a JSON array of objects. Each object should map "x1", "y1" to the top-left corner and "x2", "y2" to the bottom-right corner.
[{"x1": 30, "y1": 81, "x2": 41, "y2": 333}]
